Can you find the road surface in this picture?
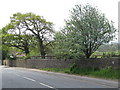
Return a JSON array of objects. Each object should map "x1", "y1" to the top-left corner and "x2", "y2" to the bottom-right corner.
[{"x1": 0, "y1": 66, "x2": 119, "y2": 89}]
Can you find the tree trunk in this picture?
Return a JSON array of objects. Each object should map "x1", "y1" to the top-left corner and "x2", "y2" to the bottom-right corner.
[
  {"x1": 40, "y1": 47, "x2": 46, "y2": 59},
  {"x1": 38, "y1": 38, "x2": 46, "y2": 59},
  {"x1": 24, "y1": 47, "x2": 29, "y2": 56},
  {"x1": 85, "y1": 52, "x2": 91, "y2": 59},
  {"x1": 24, "y1": 41, "x2": 30, "y2": 56},
  {"x1": 86, "y1": 55, "x2": 90, "y2": 58}
]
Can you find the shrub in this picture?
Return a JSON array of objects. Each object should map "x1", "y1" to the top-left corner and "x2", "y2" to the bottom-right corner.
[
  {"x1": 70, "y1": 63, "x2": 77, "y2": 73},
  {"x1": 7, "y1": 54, "x2": 17, "y2": 60}
]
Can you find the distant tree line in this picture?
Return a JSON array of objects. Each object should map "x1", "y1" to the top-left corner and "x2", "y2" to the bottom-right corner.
[{"x1": 97, "y1": 43, "x2": 119, "y2": 52}]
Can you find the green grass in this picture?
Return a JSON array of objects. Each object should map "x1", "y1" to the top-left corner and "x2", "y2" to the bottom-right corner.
[
  {"x1": 71, "y1": 67, "x2": 120, "y2": 79},
  {"x1": 39, "y1": 67, "x2": 120, "y2": 80},
  {"x1": 89, "y1": 68, "x2": 119, "y2": 79},
  {"x1": 40, "y1": 68, "x2": 70, "y2": 73}
]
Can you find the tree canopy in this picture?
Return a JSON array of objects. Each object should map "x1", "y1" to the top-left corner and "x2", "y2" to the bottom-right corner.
[
  {"x1": 53, "y1": 32, "x2": 84, "y2": 59},
  {"x1": 55, "y1": 4, "x2": 116, "y2": 58},
  {"x1": 2, "y1": 12, "x2": 54, "y2": 58},
  {"x1": 2, "y1": 23, "x2": 36, "y2": 56}
]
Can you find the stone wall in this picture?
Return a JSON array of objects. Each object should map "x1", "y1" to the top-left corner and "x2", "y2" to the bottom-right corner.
[
  {"x1": 75, "y1": 58, "x2": 119, "y2": 69},
  {"x1": 3, "y1": 58, "x2": 119, "y2": 69}
]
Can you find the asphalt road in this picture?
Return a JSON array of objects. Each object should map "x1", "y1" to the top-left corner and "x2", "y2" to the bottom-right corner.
[{"x1": 0, "y1": 66, "x2": 118, "y2": 89}]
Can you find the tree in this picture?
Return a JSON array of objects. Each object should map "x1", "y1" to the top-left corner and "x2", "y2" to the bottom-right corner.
[
  {"x1": 53, "y1": 32, "x2": 71, "y2": 59},
  {"x1": 53, "y1": 32, "x2": 84, "y2": 59},
  {"x1": 10, "y1": 13, "x2": 54, "y2": 58},
  {"x1": 63, "y1": 4, "x2": 116, "y2": 58},
  {"x1": 0, "y1": 30, "x2": 10, "y2": 60},
  {"x1": 2, "y1": 24, "x2": 36, "y2": 56}
]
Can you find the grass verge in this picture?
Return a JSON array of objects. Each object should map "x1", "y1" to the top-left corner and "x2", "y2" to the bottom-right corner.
[
  {"x1": 40, "y1": 68, "x2": 70, "y2": 73},
  {"x1": 39, "y1": 67, "x2": 120, "y2": 80}
]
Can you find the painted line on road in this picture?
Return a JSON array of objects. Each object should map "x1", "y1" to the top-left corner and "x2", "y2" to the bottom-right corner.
[
  {"x1": 15, "y1": 74, "x2": 57, "y2": 89},
  {"x1": 23, "y1": 77, "x2": 36, "y2": 82},
  {"x1": 39, "y1": 82, "x2": 54, "y2": 88}
]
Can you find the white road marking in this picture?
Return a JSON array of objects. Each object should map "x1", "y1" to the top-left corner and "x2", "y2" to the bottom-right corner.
[
  {"x1": 23, "y1": 77, "x2": 36, "y2": 82},
  {"x1": 39, "y1": 82, "x2": 54, "y2": 88},
  {"x1": 15, "y1": 74, "x2": 56, "y2": 89}
]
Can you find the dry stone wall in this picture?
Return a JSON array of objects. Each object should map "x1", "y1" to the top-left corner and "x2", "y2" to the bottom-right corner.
[{"x1": 4, "y1": 58, "x2": 119, "y2": 69}]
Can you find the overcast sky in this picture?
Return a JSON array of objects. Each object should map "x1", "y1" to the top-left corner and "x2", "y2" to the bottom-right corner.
[{"x1": 0, "y1": 0, "x2": 119, "y2": 42}]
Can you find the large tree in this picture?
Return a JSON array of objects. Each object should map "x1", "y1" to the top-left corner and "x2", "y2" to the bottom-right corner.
[
  {"x1": 63, "y1": 4, "x2": 116, "y2": 58},
  {"x1": 2, "y1": 24, "x2": 35, "y2": 55},
  {"x1": 6, "y1": 13, "x2": 54, "y2": 58}
]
